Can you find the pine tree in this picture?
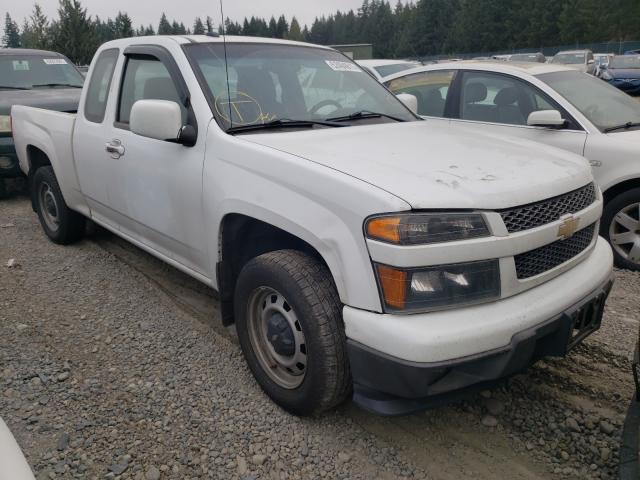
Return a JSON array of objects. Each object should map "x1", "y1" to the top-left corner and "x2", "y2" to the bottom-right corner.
[
  {"x1": 288, "y1": 17, "x2": 303, "y2": 41},
  {"x1": 276, "y1": 15, "x2": 289, "y2": 39},
  {"x1": 158, "y1": 13, "x2": 172, "y2": 35},
  {"x1": 205, "y1": 16, "x2": 214, "y2": 34},
  {"x1": 193, "y1": 17, "x2": 205, "y2": 35},
  {"x1": 21, "y1": 4, "x2": 49, "y2": 49},
  {"x1": 3, "y1": 13, "x2": 21, "y2": 48},
  {"x1": 114, "y1": 12, "x2": 133, "y2": 38},
  {"x1": 50, "y1": 0, "x2": 96, "y2": 64}
]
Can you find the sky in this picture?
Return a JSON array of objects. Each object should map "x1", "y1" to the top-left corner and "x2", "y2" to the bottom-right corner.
[{"x1": 5, "y1": 0, "x2": 410, "y2": 31}]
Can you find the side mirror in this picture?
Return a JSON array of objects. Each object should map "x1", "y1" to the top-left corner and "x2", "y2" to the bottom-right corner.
[
  {"x1": 588, "y1": 59, "x2": 595, "y2": 65},
  {"x1": 396, "y1": 93, "x2": 418, "y2": 114},
  {"x1": 527, "y1": 110, "x2": 566, "y2": 128},
  {"x1": 130, "y1": 99, "x2": 183, "y2": 142}
]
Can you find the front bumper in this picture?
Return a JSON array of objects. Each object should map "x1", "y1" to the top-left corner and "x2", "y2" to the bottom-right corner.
[
  {"x1": 0, "y1": 135, "x2": 21, "y2": 178},
  {"x1": 349, "y1": 275, "x2": 613, "y2": 415},
  {"x1": 344, "y1": 237, "x2": 614, "y2": 415}
]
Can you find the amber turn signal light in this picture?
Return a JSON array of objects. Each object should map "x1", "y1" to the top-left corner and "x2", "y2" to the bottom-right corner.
[
  {"x1": 366, "y1": 217, "x2": 401, "y2": 244},
  {"x1": 376, "y1": 264, "x2": 407, "y2": 309}
]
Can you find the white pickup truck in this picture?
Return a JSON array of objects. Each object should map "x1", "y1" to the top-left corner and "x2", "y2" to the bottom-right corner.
[{"x1": 12, "y1": 35, "x2": 614, "y2": 416}]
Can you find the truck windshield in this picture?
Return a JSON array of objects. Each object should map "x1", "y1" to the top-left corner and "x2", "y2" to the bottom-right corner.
[
  {"x1": 537, "y1": 70, "x2": 640, "y2": 132},
  {"x1": 0, "y1": 55, "x2": 84, "y2": 90},
  {"x1": 551, "y1": 53, "x2": 586, "y2": 65},
  {"x1": 184, "y1": 42, "x2": 417, "y2": 131}
]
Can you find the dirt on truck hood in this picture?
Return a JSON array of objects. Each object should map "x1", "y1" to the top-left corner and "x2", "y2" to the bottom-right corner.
[{"x1": 242, "y1": 121, "x2": 593, "y2": 210}]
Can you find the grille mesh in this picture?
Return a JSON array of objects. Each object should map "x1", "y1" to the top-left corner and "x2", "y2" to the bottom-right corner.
[
  {"x1": 515, "y1": 224, "x2": 595, "y2": 279},
  {"x1": 500, "y1": 184, "x2": 596, "y2": 233}
]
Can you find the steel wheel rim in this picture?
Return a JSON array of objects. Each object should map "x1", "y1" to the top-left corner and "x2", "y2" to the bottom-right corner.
[
  {"x1": 39, "y1": 182, "x2": 60, "y2": 232},
  {"x1": 609, "y1": 201, "x2": 640, "y2": 265},
  {"x1": 247, "y1": 287, "x2": 307, "y2": 389}
]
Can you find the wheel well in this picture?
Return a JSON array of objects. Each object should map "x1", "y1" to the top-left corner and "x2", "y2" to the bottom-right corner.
[
  {"x1": 217, "y1": 214, "x2": 328, "y2": 326},
  {"x1": 26, "y1": 146, "x2": 52, "y2": 211},
  {"x1": 603, "y1": 178, "x2": 640, "y2": 204}
]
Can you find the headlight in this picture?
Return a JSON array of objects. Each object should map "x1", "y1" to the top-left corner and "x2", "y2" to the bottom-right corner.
[
  {"x1": 375, "y1": 260, "x2": 500, "y2": 312},
  {"x1": 601, "y1": 71, "x2": 612, "y2": 81},
  {"x1": 0, "y1": 115, "x2": 11, "y2": 133},
  {"x1": 366, "y1": 213, "x2": 489, "y2": 245}
]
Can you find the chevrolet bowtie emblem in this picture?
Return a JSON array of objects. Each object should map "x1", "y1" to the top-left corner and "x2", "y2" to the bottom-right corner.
[{"x1": 558, "y1": 216, "x2": 580, "y2": 239}]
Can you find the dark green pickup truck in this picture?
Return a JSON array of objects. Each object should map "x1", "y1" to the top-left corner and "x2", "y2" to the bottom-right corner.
[{"x1": 0, "y1": 48, "x2": 84, "y2": 198}]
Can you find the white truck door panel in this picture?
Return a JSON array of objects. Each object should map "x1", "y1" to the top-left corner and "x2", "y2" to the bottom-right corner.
[
  {"x1": 73, "y1": 48, "x2": 121, "y2": 227},
  {"x1": 106, "y1": 129, "x2": 208, "y2": 274},
  {"x1": 453, "y1": 70, "x2": 587, "y2": 157},
  {"x1": 102, "y1": 49, "x2": 208, "y2": 275}
]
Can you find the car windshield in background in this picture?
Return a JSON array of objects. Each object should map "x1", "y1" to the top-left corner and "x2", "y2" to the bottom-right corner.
[
  {"x1": 184, "y1": 43, "x2": 416, "y2": 131},
  {"x1": 610, "y1": 55, "x2": 640, "y2": 69},
  {"x1": 0, "y1": 55, "x2": 84, "y2": 90},
  {"x1": 538, "y1": 70, "x2": 640, "y2": 132},
  {"x1": 374, "y1": 63, "x2": 417, "y2": 77},
  {"x1": 510, "y1": 54, "x2": 540, "y2": 62},
  {"x1": 552, "y1": 53, "x2": 585, "y2": 65}
]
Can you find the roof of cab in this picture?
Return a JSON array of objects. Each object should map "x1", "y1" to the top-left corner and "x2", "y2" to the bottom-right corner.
[{"x1": 101, "y1": 34, "x2": 333, "y2": 51}]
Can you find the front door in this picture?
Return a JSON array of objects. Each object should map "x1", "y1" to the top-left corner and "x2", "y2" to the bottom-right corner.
[
  {"x1": 103, "y1": 48, "x2": 208, "y2": 276},
  {"x1": 450, "y1": 70, "x2": 587, "y2": 156}
]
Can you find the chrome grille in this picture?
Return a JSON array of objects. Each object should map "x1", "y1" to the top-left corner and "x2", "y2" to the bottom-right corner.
[
  {"x1": 515, "y1": 224, "x2": 595, "y2": 279},
  {"x1": 500, "y1": 184, "x2": 596, "y2": 233}
]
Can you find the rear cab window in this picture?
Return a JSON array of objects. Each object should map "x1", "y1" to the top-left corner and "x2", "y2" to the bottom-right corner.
[{"x1": 84, "y1": 48, "x2": 119, "y2": 123}]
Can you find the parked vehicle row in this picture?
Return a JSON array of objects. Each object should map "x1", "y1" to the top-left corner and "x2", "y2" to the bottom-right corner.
[
  {"x1": 0, "y1": 48, "x2": 83, "y2": 198},
  {"x1": 9, "y1": 35, "x2": 614, "y2": 416},
  {"x1": 383, "y1": 60, "x2": 640, "y2": 271}
]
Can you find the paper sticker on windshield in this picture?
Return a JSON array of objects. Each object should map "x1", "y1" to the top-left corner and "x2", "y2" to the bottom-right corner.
[
  {"x1": 12, "y1": 60, "x2": 30, "y2": 71},
  {"x1": 325, "y1": 60, "x2": 362, "y2": 72},
  {"x1": 43, "y1": 58, "x2": 67, "y2": 65}
]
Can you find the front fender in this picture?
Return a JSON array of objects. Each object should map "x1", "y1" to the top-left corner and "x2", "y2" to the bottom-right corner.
[{"x1": 203, "y1": 129, "x2": 410, "y2": 312}]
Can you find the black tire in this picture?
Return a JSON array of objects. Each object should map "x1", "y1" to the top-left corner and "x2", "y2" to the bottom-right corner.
[
  {"x1": 0, "y1": 178, "x2": 7, "y2": 199},
  {"x1": 601, "y1": 187, "x2": 640, "y2": 271},
  {"x1": 33, "y1": 166, "x2": 85, "y2": 245},
  {"x1": 234, "y1": 249, "x2": 351, "y2": 416}
]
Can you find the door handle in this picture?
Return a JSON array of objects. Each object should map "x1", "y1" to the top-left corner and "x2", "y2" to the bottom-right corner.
[{"x1": 105, "y1": 139, "x2": 125, "y2": 158}]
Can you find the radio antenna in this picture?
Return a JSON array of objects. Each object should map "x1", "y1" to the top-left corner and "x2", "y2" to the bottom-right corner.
[{"x1": 219, "y1": 0, "x2": 233, "y2": 128}]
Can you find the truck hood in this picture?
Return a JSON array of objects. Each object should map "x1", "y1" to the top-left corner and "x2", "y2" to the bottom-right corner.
[
  {"x1": 241, "y1": 121, "x2": 592, "y2": 210},
  {"x1": 1, "y1": 88, "x2": 81, "y2": 115}
]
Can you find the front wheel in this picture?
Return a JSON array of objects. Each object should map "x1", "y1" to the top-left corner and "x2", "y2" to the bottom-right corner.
[
  {"x1": 601, "y1": 188, "x2": 640, "y2": 271},
  {"x1": 33, "y1": 166, "x2": 85, "y2": 245},
  {"x1": 234, "y1": 250, "x2": 351, "y2": 415}
]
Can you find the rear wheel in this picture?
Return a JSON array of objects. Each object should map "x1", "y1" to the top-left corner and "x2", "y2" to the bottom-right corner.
[
  {"x1": 234, "y1": 250, "x2": 351, "y2": 415},
  {"x1": 33, "y1": 166, "x2": 85, "y2": 245},
  {"x1": 602, "y1": 188, "x2": 640, "y2": 271}
]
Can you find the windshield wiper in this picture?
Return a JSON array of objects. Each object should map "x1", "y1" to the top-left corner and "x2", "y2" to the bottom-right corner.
[
  {"x1": 326, "y1": 110, "x2": 407, "y2": 123},
  {"x1": 0, "y1": 85, "x2": 31, "y2": 90},
  {"x1": 31, "y1": 83, "x2": 83, "y2": 89},
  {"x1": 227, "y1": 118, "x2": 347, "y2": 134},
  {"x1": 603, "y1": 121, "x2": 640, "y2": 133}
]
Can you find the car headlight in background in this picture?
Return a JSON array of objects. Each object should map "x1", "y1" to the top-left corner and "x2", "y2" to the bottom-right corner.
[
  {"x1": 375, "y1": 260, "x2": 501, "y2": 312},
  {"x1": 0, "y1": 115, "x2": 11, "y2": 133},
  {"x1": 600, "y1": 71, "x2": 613, "y2": 81},
  {"x1": 366, "y1": 213, "x2": 489, "y2": 245}
]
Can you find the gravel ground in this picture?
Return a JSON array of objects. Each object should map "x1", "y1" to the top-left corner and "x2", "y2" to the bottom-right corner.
[{"x1": 1, "y1": 195, "x2": 639, "y2": 480}]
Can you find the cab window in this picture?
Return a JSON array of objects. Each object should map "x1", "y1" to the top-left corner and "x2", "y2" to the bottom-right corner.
[
  {"x1": 386, "y1": 70, "x2": 454, "y2": 117},
  {"x1": 117, "y1": 56, "x2": 186, "y2": 125},
  {"x1": 84, "y1": 49, "x2": 118, "y2": 123},
  {"x1": 459, "y1": 71, "x2": 563, "y2": 126}
]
